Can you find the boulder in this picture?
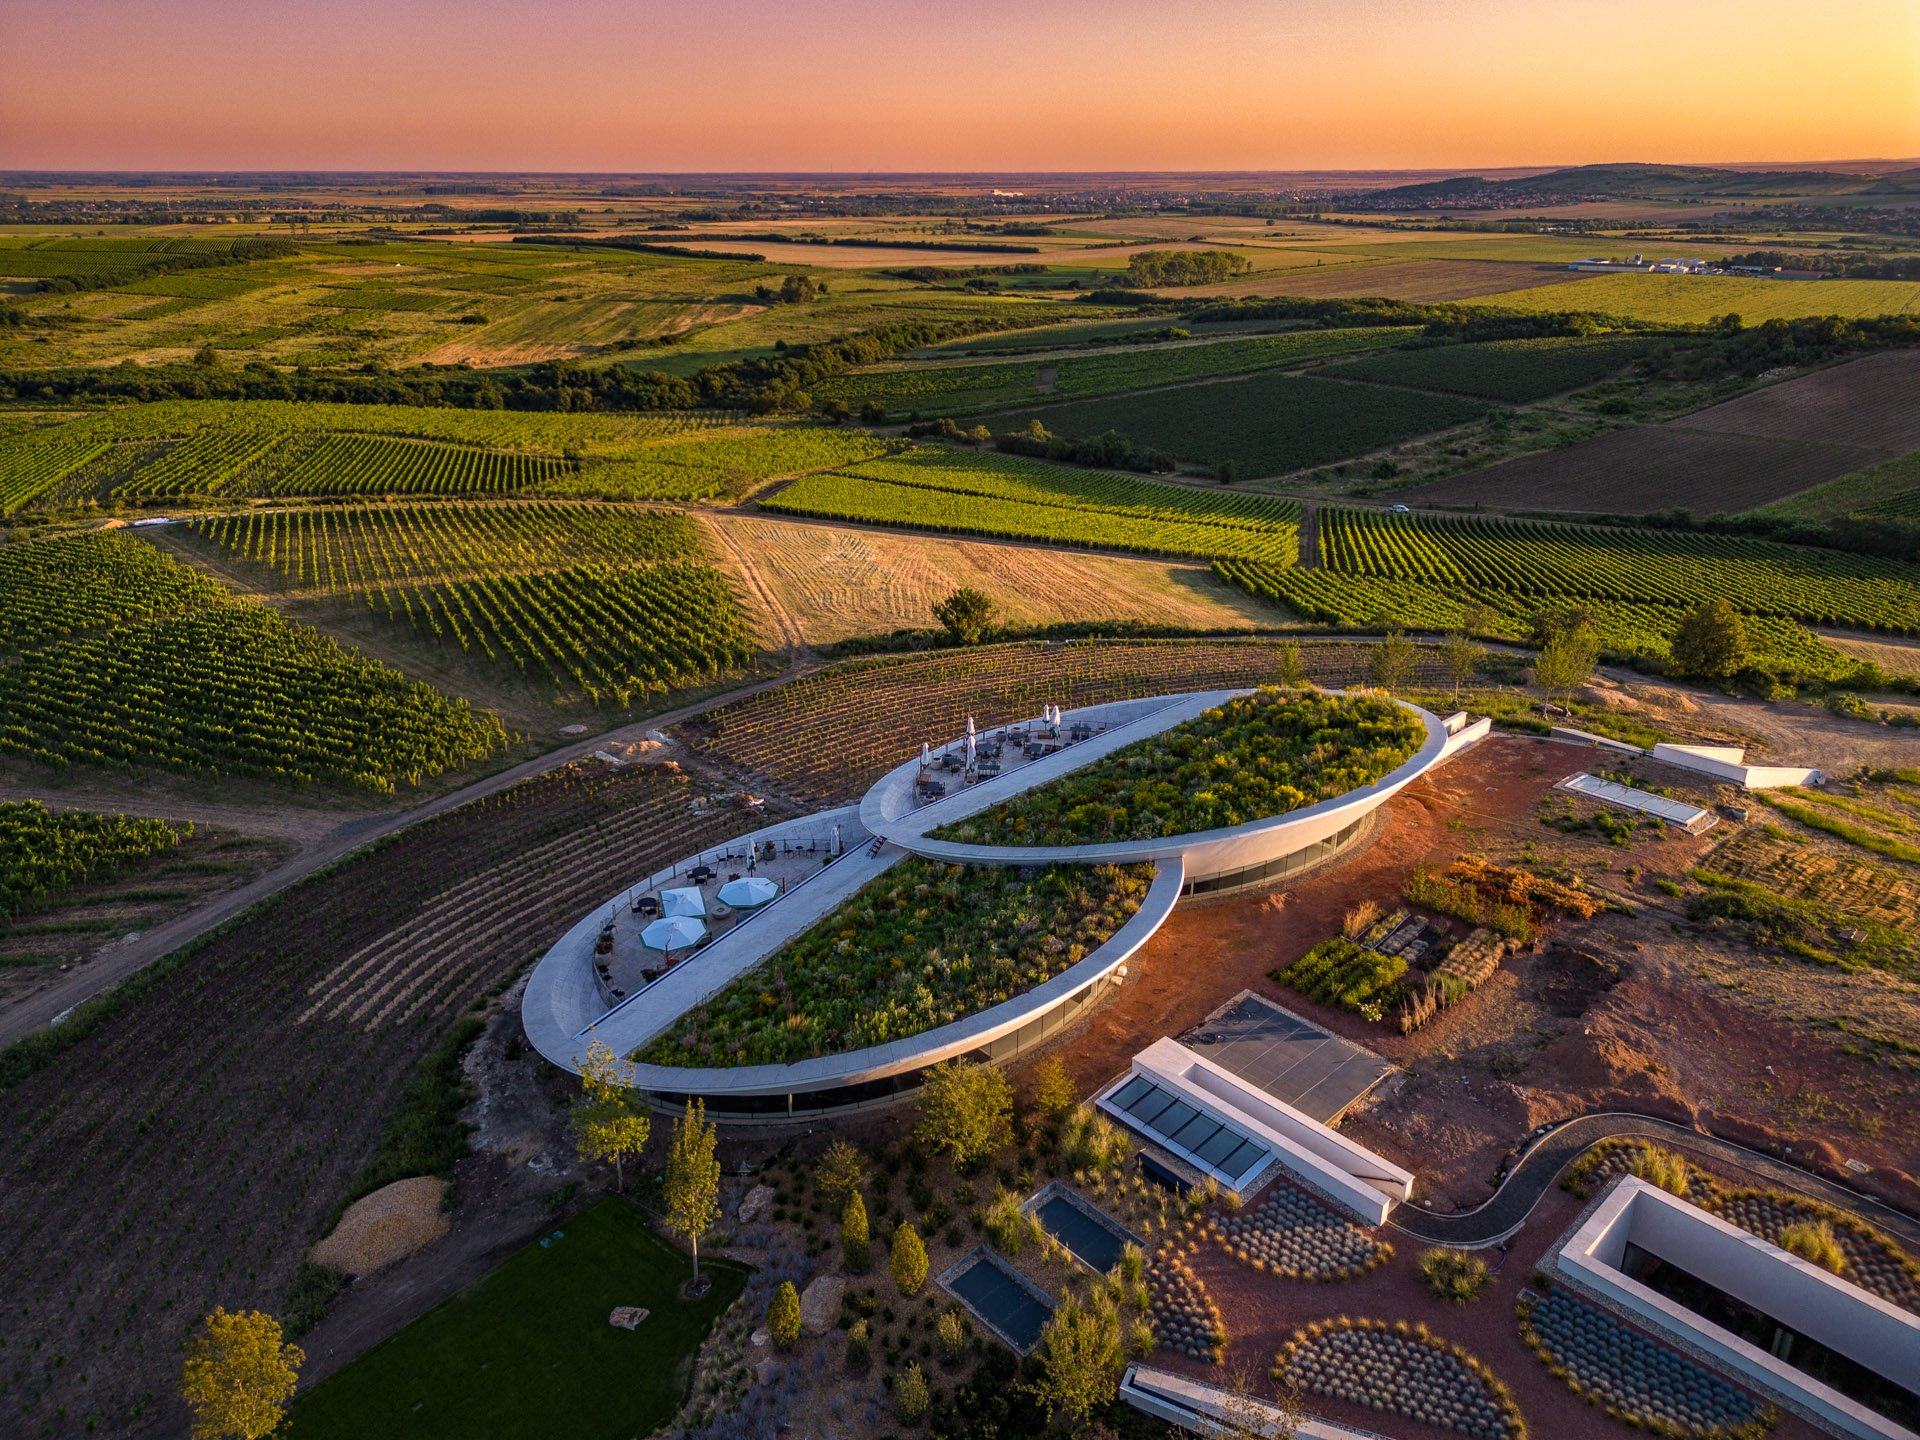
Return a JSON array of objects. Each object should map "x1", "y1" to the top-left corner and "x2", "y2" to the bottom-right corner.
[
  {"x1": 799, "y1": 1274, "x2": 845, "y2": 1336},
  {"x1": 738, "y1": 1183, "x2": 775, "y2": 1226}
]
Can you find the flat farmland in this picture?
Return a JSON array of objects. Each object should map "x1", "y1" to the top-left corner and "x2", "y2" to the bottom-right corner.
[
  {"x1": 990, "y1": 371, "x2": 1489, "y2": 477},
  {"x1": 1673, "y1": 349, "x2": 1920, "y2": 452},
  {"x1": 1147, "y1": 258, "x2": 1590, "y2": 302},
  {"x1": 1400, "y1": 351, "x2": 1920, "y2": 513},
  {"x1": 1467, "y1": 272, "x2": 1920, "y2": 323},
  {"x1": 701, "y1": 511, "x2": 1274, "y2": 644},
  {"x1": 1394, "y1": 425, "x2": 1882, "y2": 513}
]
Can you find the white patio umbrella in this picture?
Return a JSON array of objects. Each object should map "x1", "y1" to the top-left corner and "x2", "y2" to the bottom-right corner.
[
  {"x1": 641, "y1": 915, "x2": 707, "y2": 950},
  {"x1": 659, "y1": 885, "x2": 706, "y2": 918},
  {"x1": 717, "y1": 875, "x2": 778, "y2": 908}
]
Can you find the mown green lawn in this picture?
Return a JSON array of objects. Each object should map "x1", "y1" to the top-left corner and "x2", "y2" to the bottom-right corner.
[{"x1": 288, "y1": 1198, "x2": 749, "y2": 1440}]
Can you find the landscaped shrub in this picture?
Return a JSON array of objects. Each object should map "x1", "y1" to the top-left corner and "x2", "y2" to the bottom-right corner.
[
  {"x1": 814, "y1": 1139, "x2": 866, "y2": 1211},
  {"x1": 1776, "y1": 1219, "x2": 1850, "y2": 1276},
  {"x1": 842, "y1": 1191, "x2": 872, "y2": 1272},
  {"x1": 937, "y1": 1308, "x2": 970, "y2": 1363},
  {"x1": 1627, "y1": 1145, "x2": 1693, "y2": 1197},
  {"x1": 1419, "y1": 1247, "x2": 1493, "y2": 1304},
  {"x1": 933, "y1": 686, "x2": 1424, "y2": 846},
  {"x1": 768, "y1": 1280, "x2": 803, "y2": 1352},
  {"x1": 894, "y1": 1361, "x2": 931, "y2": 1423},
  {"x1": 892, "y1": 1223, "x2": 929, "y2": 1297},
  {"x1": 984, "y1": 1188, "x2": 1029, "y2": 1256},
  {"x1": 637, "y1": 859, "x2": 1151, "y2": 1066}
]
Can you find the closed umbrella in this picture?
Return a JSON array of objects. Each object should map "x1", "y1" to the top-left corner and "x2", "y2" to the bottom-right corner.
[
  {"x1": 659, "y1": 886, "x2": 706, "y2": 918},
  {"x1": 641, "y1": 915, "x2": 706, "y2": 950},
  {"x1": 718, "y1": 875, "x2": 778, "y2": 908}
]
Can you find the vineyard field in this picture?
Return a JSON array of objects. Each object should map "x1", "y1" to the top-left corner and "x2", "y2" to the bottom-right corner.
[
  {"x1": 990, "y1": 371, "x2": 1489, "y2": 476},
  {"x1": 1317, "y1": 507, "x2": 1920, "y2": 635},
  {"x1": 189, "y1": 501, "x2": 705, "y2": 592},
  {"x1": 762, "y1": 447, "x2": 1299, "y2": 562},
  {"x1": 0, "y1": 762, "x2": 763, "y2": 1436},
  {"x1": 0, "y1": 428, "x2": 112, "y2": 515},
  {"x1": 0, "y1": 800, "x2": 184, "y2": 924},
  {"x1": 1214, "y1": 561, "x2": 1864, "y2": 682},
  {"x1": 0, "y1": 531, "x2": 229, "y2": 650},
  {"x1": 811, "y1": 325, "x2": 1415, "y2": 418},
  {"x1": 0, "y1": 402, "x2": 883, "y2": 508},
  {"x1": 678, "y1": 638, "x2": 1443, "y2": 808},
  {"x1": 1326, "y1": 335, "x2": 1655, "y2": 402},
  {"x1": 365, "y1": 563, "x2": 758, "y2": 705},
  {"x1": 1, "y1": 535, "x2": 505, "y2": 789},
  {"x1": 1469, "y1": 272, "x2": 1920, "y2": 325},
  {"x1": 0, "y1": 604, "x2": 507, "y2": 791}
]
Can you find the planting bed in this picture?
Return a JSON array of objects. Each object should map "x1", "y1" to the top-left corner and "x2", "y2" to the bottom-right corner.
[
  {"x1": 1274, "y1": 1317, "x2": 1527, "y2": 1439},
  {"x1": 1148, "y1": 1244, "x2": 1227, "y2": 1363},
  {"x1": 633, "y1": 857, "x2": 1152, "y2": 1067},
  {"x1": 1210, "y1": 1181, "x2": 1392, "y2": 1281},
  {"x1": 1517, "y1": 1288, "x2": 1775, "y2": 1440}
]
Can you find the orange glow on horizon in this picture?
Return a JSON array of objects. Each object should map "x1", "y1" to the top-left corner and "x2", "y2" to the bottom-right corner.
[{"x1": 1, "y1": 0, "x2": 1915, "y2": 173}]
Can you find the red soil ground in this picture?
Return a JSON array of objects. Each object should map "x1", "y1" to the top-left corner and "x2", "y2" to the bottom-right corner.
[
  {"x1": 1156, "y1": 1181, "x2": 1826, "y2": 1440},
  {"x1": 1022, "y1": 732, "x2": 1920, "y2": 1212}
]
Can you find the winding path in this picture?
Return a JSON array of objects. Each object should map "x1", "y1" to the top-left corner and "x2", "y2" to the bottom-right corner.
[{"x1": 1386, "y1": 1110, "x2": 1920, "y2": 1251}]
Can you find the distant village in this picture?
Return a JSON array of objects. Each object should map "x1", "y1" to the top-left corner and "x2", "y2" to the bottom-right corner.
[{"x1": 1569, "y1": 252, "x2": 1832, "y2": 278}]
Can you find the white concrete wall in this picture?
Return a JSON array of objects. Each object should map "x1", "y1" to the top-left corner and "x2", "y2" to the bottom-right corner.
[
  {"x1": 1121, "y1": 1365, "x2": 1390, "y2": 1439},
  {"x1": 1651, "y1": 743, "x2": 1822, "y2": 789},
  {"x1": 1558, "y1": 1179, "x2": 1920, "y2": 1440}
]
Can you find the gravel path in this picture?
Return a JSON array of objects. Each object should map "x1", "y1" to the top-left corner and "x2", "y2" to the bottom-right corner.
[{"x1": 1389, "y1": 1110, "x2": 1920, "y2": 1250}]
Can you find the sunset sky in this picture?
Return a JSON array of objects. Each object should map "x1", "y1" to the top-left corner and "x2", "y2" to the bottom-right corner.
[{"x1": 2, "y1": 0, "x2": 1915, "y2": 173}]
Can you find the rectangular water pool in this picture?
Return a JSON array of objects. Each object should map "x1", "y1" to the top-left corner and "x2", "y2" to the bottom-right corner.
[
  {"x1": 1029, "y1": 1185, "x2": 1134, "y2": 1275},
  {"x1": 939, "y1": 1248, "x2": 1055, "y2": 1353}
]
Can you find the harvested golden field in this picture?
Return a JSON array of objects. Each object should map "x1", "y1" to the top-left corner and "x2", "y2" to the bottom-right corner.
[
  {"x1": 700, "y1": 512, "x2": 1272, "y2": 644},
  {"x1": 1820, "y1": 634, "x2": 1920, "y2": 678}
]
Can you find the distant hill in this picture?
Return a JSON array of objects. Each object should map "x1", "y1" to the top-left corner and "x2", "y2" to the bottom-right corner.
[{"x1": 1361, "y1": 162, "x2": 1917, "y2": 206}]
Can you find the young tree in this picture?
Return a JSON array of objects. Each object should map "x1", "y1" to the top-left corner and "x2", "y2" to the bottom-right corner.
[
  {"x1": 1459, "y1": 601, "x2": 1498, "y2": 639},
  {"x1": 180, "y1": 1308, "x2": 303, "y2": 1440},
  {"x1": 891, "y1": 1221, "x2": 929, "y2": 1297},
  {"x1": 1670, "y1": 598, "x2": 1751, "y2": 679},
  {"x1": 1028, "y1": 1291, "x2": 1124, "y2": 1424},
  {"x1": 932, "y1": 586, "x2": 996, "y2": 646},
  {"x1": 1535, "y1": 624, "x2": 1602, "y2": 711},
  {"x1": 914, "y1": 1060, "x2": 1013, "y2": 1168},
  {"x1": 1368, "y1": 630, "x2": 1418, "y2": 693},
  {"x1": 1275, "y1": 644, "x2": 1308, "y2": 688},
  {"x1": 569, "y1": 1037, "x2": 651, "y2": 1193},
  {"x1": 1031, "y1": 1055, "x2": 1077, "y2": 1118},
  {"x1": 664, "y1": 1098, "x2": 722, "y2": 1282},
  {"x1": 1529, "y1": 603, "x2": 1596, "y2": 648},
  {"x1": 813, "y1": 1138, "x2": 866, "y2": 1211},
  {"x1": 1436, "y1": 630, "x2": 1485, "y2": 700},
  {"x1": 841, "y1": 1189, "x2": 871, "y2": 1272},
  {"x1": 767, "y1": 1280, "x2": 802, "y2": 1351}
]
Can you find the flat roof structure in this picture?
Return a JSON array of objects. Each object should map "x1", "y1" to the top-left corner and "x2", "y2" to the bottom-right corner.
[
  {"x1": 1560, "y1": 772, "x2": 1717, "y2": 834},
  {"x1": 1180, "y1": 992, "x2": 1397, "y2": 1125}
]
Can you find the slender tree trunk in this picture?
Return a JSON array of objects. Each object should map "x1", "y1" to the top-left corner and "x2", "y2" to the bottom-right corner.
[
  {"x1": 615, "y1": 1155, "x2": 624, "y2": 1193},
  {"x1": 691, "y1": 1234, "x2": 700, "y2": 1280}
]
